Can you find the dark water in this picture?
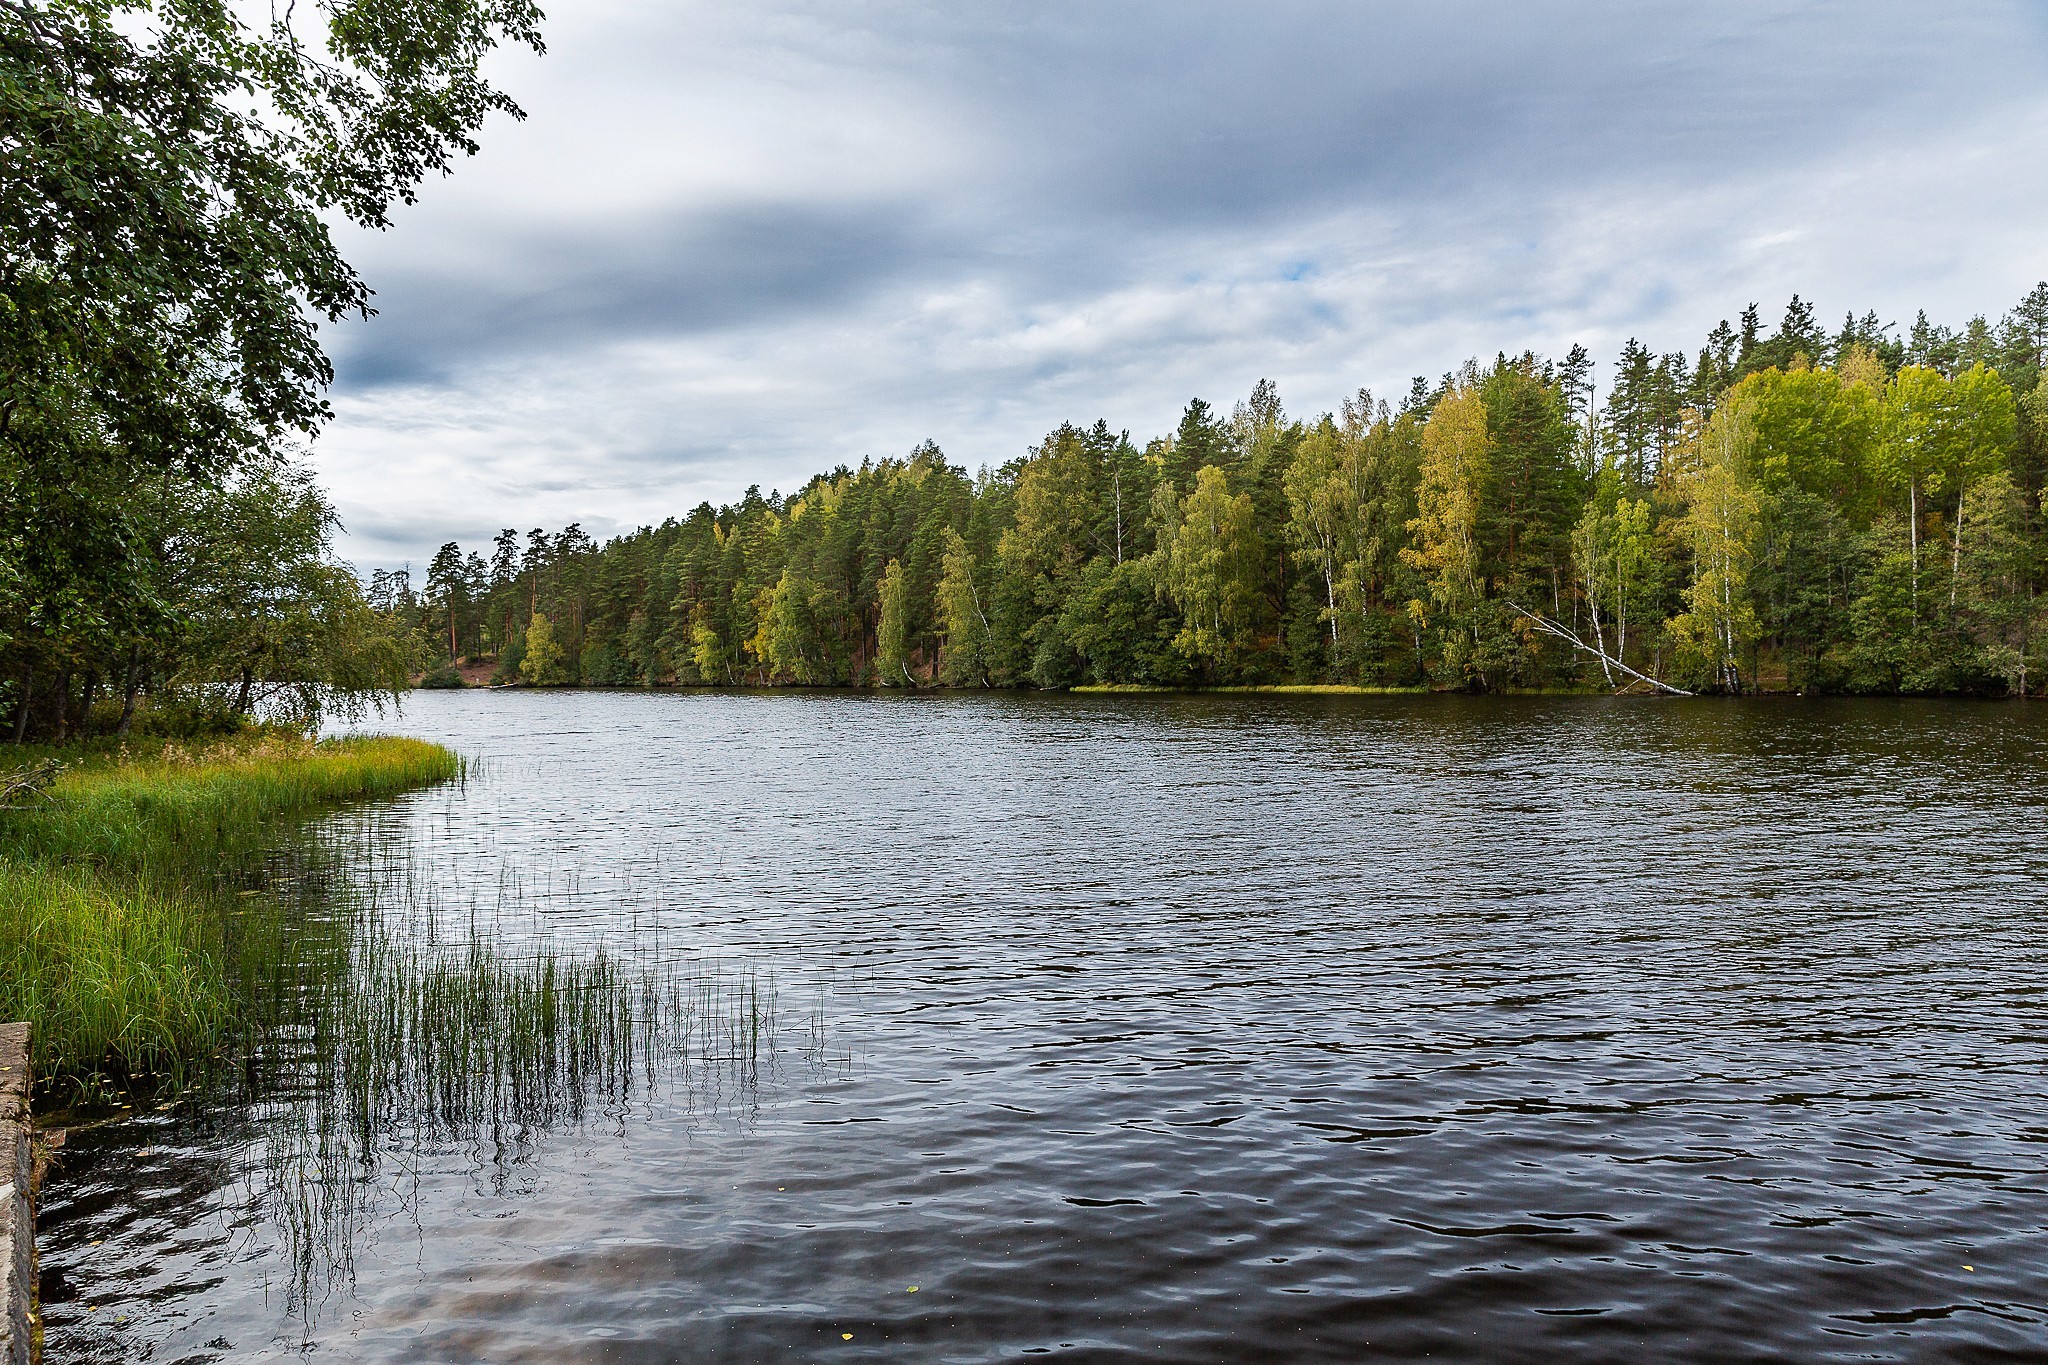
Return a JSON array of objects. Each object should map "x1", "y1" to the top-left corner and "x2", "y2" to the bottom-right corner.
[{"x1": 35, "y1": 692, "x2": 2048, "y2": 1361}]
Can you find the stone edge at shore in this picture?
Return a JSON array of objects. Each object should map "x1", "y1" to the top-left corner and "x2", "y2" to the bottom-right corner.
[{"x1": 0, "y1": 1023, "x2": 29, "y2": 1365}]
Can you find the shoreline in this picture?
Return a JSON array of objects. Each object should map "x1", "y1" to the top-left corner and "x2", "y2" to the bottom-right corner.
[
  {"x1": 409, "y1": 680, "x2": 2027, "y2": 701},
  {"x1": 0, "y1": 736, "x2": 462, "y2": 1090}
]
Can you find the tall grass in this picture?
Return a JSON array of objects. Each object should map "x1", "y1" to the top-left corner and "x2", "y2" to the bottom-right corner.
[
  {"x1": 251, "y1": 923, "x2": 785, "y2": 1314},
  {"x1": 0, "y1": 735, "x2": 462, "y2": 1084},
  {"x1": 0, "y1": 864, "x2": 236, "y2": 1081},
  {"x1": 5, "y1": 735, "x2": 460, "y2": 870}
]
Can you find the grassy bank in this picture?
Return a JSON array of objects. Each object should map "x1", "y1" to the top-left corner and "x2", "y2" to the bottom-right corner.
[{"x1": 0, "y1": 735, "x2": 460, "y2": 1085}]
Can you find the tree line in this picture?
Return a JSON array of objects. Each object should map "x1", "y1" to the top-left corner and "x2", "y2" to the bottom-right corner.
[{"x1": 394, "y1": 289, "x2": 2048, "y2": 696}]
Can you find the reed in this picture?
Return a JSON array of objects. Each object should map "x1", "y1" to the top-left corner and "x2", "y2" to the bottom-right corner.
[
  {"x1": 0, "y1": 735, "x2": 462, "y2": 1084},
  {"x1": 0, "y1": 864, "x2": 236, "y2": 1085},
  {"x1": 249, "y1": 921, "x2": 787, "y2": 1314}
]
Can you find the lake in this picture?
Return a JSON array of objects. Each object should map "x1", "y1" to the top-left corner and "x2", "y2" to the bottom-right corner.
[{"x1": 34, "y1": 691, "x2": 2048, "y2": 1361}]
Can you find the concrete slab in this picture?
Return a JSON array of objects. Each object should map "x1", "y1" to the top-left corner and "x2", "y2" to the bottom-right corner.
[{"x1": 0, "y1": 1023, "x2": 30, "y2": 1365}]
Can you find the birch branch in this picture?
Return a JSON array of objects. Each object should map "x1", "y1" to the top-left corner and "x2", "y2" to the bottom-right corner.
[{"x1": 1504, "y1": 601, "x2": 1694, "y2": 697}]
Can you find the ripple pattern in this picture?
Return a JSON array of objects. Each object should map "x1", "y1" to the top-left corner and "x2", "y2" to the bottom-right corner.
[{"x1": 35, "y1": 692, "x2": 2048, "y2": 1362}]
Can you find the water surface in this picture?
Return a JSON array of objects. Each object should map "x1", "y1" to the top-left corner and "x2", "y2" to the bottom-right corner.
[{"x1": 36, "y1": 692, "x2": 2048, "y2": 1361}]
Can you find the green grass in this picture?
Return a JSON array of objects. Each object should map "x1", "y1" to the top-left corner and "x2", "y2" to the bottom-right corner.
[
  {"x1": 3, "y1": 734, "x2": 460, "y2": 869},
  {"x1": 0, "y1": 863, "x2": 236, "y2": 1084},
  {"x1": 0, "y1": 735, "x2": 461, "y2": 1085}
]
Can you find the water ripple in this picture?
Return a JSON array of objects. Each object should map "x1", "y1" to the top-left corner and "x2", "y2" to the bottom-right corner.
[{"x1": 35, "y1": 692, "x2": 2048, "y2": 1361}]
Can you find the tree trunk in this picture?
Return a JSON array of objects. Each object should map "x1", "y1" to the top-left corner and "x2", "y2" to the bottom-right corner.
[
  {"x1": 116, "y1": 647, "x2": 142, "y2": 737},
  {"x1": 1908, "y1": 479, "x2": 1920, "y2": 613},
  {"x1": 1113, "y1": 471, "x2": 1124, "y2": 566},
  {"x1": 1587, "y1": 590, "x2": 1614, "y2": 687},
  {"x1": 50, "y1": 668, "x2": 71, "y2": 742},
  {"x1": 234, "y1": 665, "x2": 255, "y2": 715},
  {"x1": 1325, "y1": 563, "x2": 1338, "y2": 652},
  {"x1": 1505, "y1": 601, "x2": 1692, "y2": 695},
  {"x1": 1951, "y1": 481, "x2": 1967, "y2": 607},
  {"x1": 8, "y1": 667, "x2": 30, "y2": 745}
]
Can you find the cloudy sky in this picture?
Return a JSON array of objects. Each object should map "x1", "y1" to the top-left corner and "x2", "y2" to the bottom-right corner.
[{"x1": 318, "y1": 0, "x2": 2048, "y2": 572}]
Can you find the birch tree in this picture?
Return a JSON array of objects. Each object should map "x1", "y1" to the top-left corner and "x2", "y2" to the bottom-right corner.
[
  {"x1": 1401, "y1": 383, "x2": 1491, "y2": 680},
  {"x1": 1159, "y1": 465, "x2": 1260, "y2": 676},
  {"x1": 1668, "y1": 401, "x2": 1763, "y2": 692}
]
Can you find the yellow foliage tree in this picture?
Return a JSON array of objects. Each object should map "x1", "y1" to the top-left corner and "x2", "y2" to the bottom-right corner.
[
  {"x1": 1401, "y1": 383, "x2": 1491, "y2": 677},
  {"x1": 1668, "y1": 398, "x2": 1763, "y2": 692}
]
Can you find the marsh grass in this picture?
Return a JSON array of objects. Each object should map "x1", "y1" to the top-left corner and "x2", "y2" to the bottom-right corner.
[
  {"x1": 247, "y1": 912, "x2": 788, "y2": 1316},
  {"x1": 0, "y1": 734, "x2": 462, "y2": 1084},
  {"x1": 12, "y1": 733, "x2": 824, "y2": 1324},
  {"x1": 3, "y1": 734, "x2": 461, "y2": 871},
  {"x1": 0, "y1": 863, "x2": 236, "y2": 1087}
]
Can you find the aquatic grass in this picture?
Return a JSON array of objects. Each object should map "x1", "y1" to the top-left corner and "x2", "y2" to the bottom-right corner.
[
  {"x1": 0, "y1": 863, "x2": 237, "y2": 1086},
  {"x1": 249, "y1": 918, "x2": 789, "y2": 1315},
  {"x1": 0, "y1": 734, "x2": 462, "y2": 1084}
]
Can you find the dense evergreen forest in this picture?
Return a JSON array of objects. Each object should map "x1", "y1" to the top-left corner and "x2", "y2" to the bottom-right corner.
[{"x1": 393, "y1": 291, "x2": 2048, "y2": 696}]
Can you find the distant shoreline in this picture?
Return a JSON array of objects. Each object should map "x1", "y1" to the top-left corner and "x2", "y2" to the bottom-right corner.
[{"x1": 412, "y1": 680, "x2": 2016, "y2": 700}]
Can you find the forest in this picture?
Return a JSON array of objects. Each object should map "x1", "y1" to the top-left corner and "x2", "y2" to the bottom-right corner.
[{"x1": 390, "y1": 291, "x2": 2048, "y2": 697}]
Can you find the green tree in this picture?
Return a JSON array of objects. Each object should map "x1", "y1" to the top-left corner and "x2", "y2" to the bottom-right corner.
[
  {"x1": 1668, "y1": 400, "x2": 1763, "y2": 691},
  {"x1": 153, "y1": 461, "x2": 412, "y2": 726},
  {"x1": 1403, "y1": 383, "x2": 1493, "y2": 683},
  {"x1": 1158, "y1": 464, "x2": 1259, "y2": 677},
  {"x1": 876, "y1": 558, "x2": 913, "y2": 685},
  {"x1": 522, "y1": 613, "x2": 567, "y2": 686},
  {"x1": 426, "y1": 541, "x2": 468, "y2": 664},
  {"x1": 1878, "y1": 364, "x2": 2018, "y2": 615},
  {"x1": 1954, "y1": 470, "x2": 2045, "y2": 692},
  {"x1": 1283, "y1": 419, "x2": 1358, "y2": 665},
  {"x1": 689, "y1": 603, "x2": 732, "y2": 685},
  {"x1": 936, "y1": 528, "x2": 991, "y2": 686},
  {"x1": 1, "y1": 0, "x2": 542, "y2": 737}
]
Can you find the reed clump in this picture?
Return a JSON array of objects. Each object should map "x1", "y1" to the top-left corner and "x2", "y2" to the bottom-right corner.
[
  {"x1": 0, "y1": 735, "x2": 461, "y2": 1084},
  {"x1": 253, "y1": 927, "x2": 786, "y2": 1312}
]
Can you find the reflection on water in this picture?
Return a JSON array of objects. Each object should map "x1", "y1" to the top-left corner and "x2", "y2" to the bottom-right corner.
[
  {"x1": 253, "y1": 932, "x2": 792, "y2": 1321},
  {"x1": 33, "y1": 692, "x2": 2048, "y2": 1361},
  {"x1": 38, "y1": 816, "x2": 825, "y2": 1355}
]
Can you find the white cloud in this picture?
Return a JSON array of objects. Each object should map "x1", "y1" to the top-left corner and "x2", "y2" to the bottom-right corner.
[{"x1": 311, "y1": 1, "x2": 2048, "y2": 570}]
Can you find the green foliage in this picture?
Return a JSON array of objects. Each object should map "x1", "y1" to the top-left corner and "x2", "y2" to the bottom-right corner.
[
  {"x1": 1667, "y1": 397, "x2": 1765, "y2": 691},
  {"x1": 937, "y1": 526, "x2": 992, "y2": 686},
  {"x1": 0, "y1": 863, "x2": 236, "y2": 1086},
  {"x1": 1, "y1": 0, "x2": 541, "y2": 740},
  {"x1": 521, "y1": 613, "x2": 568, "y2": 685},
  {"x1": 1159, "y1": 465, "x2": 1261, "y2": 678},
  {"x1": 876, "y1": 559, "x2": 913, "y2": 686},
  {"x1": 389, "y1": 290, "x2": 2048, "y2": 698}
]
